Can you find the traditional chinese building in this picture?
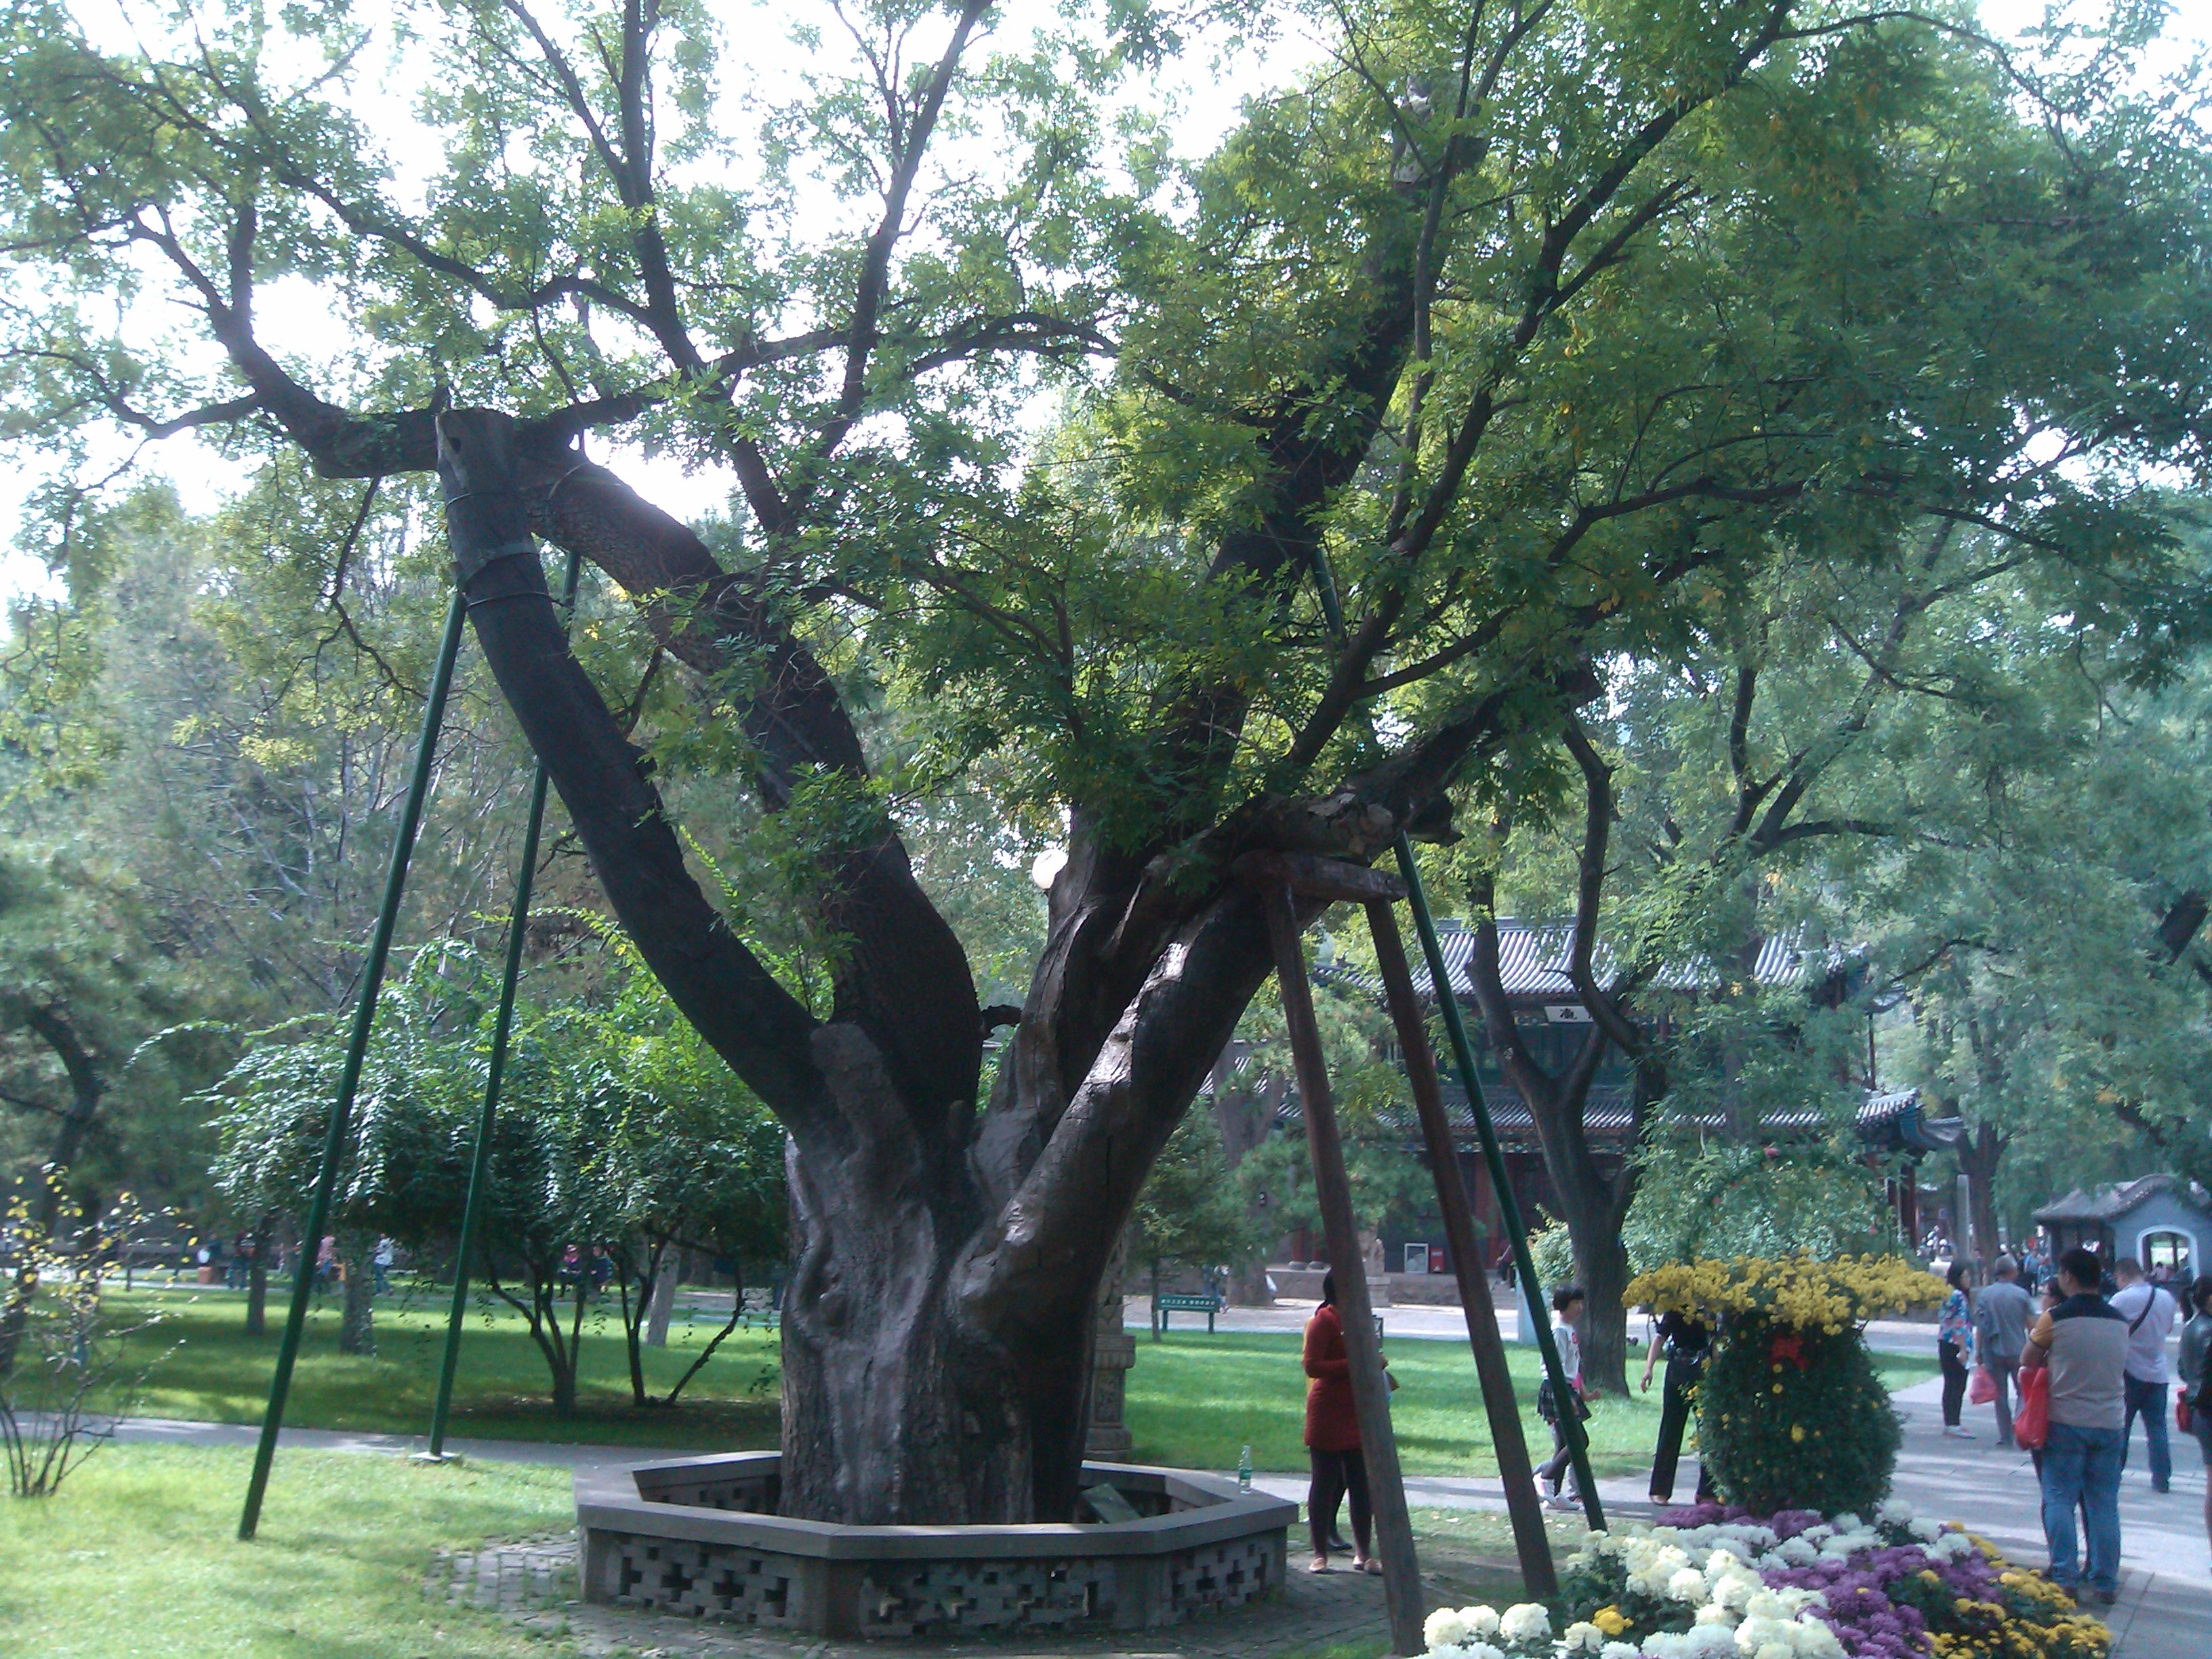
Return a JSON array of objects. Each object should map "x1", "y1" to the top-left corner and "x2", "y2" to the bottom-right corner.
[
  {"x1": 2033, "y1": 1174, "x2": 2212, "y2": 1279},
  {"x1": 1263, "y1": 918, "x2": 1958, "y2": 1272}
]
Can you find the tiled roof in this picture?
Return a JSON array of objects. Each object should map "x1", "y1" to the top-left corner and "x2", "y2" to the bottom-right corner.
[
  {"x1": 2033, "y1": 1172, "x2": 2212, "y2": 1225},
  {"x1": 1275, "y1": 1083, "x2": 1946, "y2": 1151},
  {"x1": 1323, "y1": 918, "x2": 1816, "y2": 1004}
]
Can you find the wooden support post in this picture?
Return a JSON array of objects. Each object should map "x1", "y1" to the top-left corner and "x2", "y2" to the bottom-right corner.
[
  {"x1": 1364, "y1": 900, "x2": 1557, "y2": 1599},
  {"x1": 1259, "y1": 885, "x2": 1425, "y2": 1656}
]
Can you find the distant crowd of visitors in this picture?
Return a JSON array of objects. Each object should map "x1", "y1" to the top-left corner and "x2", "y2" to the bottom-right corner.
[{"x1": 1933, "y1": 1244, "x2": 2212, "y2": 1599}]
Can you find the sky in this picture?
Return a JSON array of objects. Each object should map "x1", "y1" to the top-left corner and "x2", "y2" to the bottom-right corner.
[{"x1": 2, "y1": 0, "x2": 2208, "y2": 607}]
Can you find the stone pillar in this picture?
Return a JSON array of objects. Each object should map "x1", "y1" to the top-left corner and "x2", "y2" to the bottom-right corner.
[{"x1": 1087, "y1": 1233, "x2": 1136, "y2": 1457}]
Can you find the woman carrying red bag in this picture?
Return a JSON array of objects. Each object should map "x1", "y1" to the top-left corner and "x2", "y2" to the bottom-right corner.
[{"x1": 2176, "y1": 1275, "x2": 2212, "y2": 1576}]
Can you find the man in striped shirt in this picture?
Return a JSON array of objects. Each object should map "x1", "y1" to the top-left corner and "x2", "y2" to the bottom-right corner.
[{"x1": 2021, "y1": 1246, "x2": 2131, "y2": 1605}]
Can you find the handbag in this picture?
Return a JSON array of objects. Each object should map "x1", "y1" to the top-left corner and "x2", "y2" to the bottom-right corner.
[
  {"x1": 2180, "y1": 1393, "x2": 2194, "y2": 1435},
  {"x1": 2015, "y1": 1365, "x2": 2051, "y2": 1450},
  {"x1": 1967, "y1": 1364, "x2": 1998, "y2": 1406}
]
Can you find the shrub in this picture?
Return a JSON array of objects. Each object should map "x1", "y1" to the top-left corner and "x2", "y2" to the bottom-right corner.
[
  {"x1": 1623, "y1": 1254, "x2": 1943, "y2": 1518},
  {"x1": 1696, "y1": 1314, "x2": 1901, "y2": 1517}
]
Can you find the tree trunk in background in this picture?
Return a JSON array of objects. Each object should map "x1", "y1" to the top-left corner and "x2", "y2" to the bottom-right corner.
[
  {"x1": 337, "y1": 1229, "x2": 375, "y2": 1356},
  {"x1": 1956, "y1": 1122, "x2": 2007, "y2": 1273},
  {"x1": 245, "y1": 1215, "x2": 272, "y2": 1337},
  {"x1": 1464, "y1": 895, "x2": 1641, "y2": 1395},
  {"x1": 645, "y1": 1248, "x2": 680, "y2": 1347},
  {"x1": 1209, "y1": 1043, "x2": 1285, "y2": 1306}
]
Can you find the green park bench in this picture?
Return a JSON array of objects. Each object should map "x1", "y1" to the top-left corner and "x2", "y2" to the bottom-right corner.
[{"x1": 1151, "y1": 1290, "x2": 1225, "y2": 1334}]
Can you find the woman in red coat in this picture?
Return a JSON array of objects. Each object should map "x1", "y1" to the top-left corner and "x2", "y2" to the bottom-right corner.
[{"x1": 1304, "y1": 1271, "x2": 1380, "y2": 1574}]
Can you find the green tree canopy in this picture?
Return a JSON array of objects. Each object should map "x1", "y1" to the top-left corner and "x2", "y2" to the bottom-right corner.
[{"x1": 5, "y1": 0, "x2": 2209, "y2": 1522}]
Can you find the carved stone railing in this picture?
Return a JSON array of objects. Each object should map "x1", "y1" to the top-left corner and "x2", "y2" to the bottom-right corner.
[{"x1": 575, "y1": 1454, "x2": 1293, "y2": 1638}]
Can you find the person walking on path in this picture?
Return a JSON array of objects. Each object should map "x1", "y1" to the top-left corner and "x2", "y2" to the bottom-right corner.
[
  {"x1": 1974, "y1": 1254, "x2": 2037, "y2": 1449},
  {"x1": 2177, "y1": 1275, "x2": 2212, "y2": 1574},
  {"x1": 1303, "y1": 1271, "x2": 1379, "y2": 1576},
  {"x1": 2022, "y1": 1245, "x2": 2130, "y2": 1605},
  {"x1": 1641, "y1": 1307, "x2": 1716, "y2": 1505},
  {"x1": 1939, "y1": 1260, "x2": 1976, "y2": 1438},
  {"x1": 1537, "y1": 1286, "x2": 1588, "y2": 1512},
  {"x1": 2110, "y1": 1256, "x2": 2176, "y2": 1493}
]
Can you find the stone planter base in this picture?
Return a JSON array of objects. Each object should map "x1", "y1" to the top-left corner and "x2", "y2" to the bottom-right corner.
[{"x1": 575, "y1": 1454, "x2": 1294, "y2": 1639}]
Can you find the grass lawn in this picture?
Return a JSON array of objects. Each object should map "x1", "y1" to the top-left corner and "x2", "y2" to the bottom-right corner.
[
  {"x1": 1124, "y1": 1329, "x2": 1938, "y2": 1478},
  {"x1": 102, "y1": 1286, "x2": 1934, "y2": 1479},
  {"x1": 0, "y1": 1443, "x2": 579, "y2": 1659},
  {"x1": 0, "y1": 1443, "x2": 1591, "y2": 1659},
  {"x1": 105, "y1": 1284, "x2": 784, "y2": 1450}
]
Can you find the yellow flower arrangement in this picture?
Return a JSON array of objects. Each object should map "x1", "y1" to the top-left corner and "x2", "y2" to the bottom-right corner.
[{"x1": 1624, "y1": 1252, "x2": 1948, "y2": 1328}]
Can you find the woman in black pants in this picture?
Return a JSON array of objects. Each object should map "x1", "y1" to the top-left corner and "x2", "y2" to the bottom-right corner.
[
  {"x1": 1641, "y1": 1309, "x2": 1717, "y2": 1504},
  {"x1": 1303, "y1": 1272, "x2": 1378, "y2": 1573},
  {"x1": 1938, "y1": 1260, "x2": 1975, "y2": 1437}
]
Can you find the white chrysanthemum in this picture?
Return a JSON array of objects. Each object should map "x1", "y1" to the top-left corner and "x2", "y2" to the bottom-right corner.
[
  {"x1": 1424, "y1": 1609, "x2": 1471, "y2": 1650},
  {"x1": 1929, "y1": 1531, "x2": 1975, "y2": 1561},
  {"x1": 1791, "y1": 1622, "x2": 1845, "y2": 1659},
  {"x1": 1458, "y1": 1643, "x2": 1505, "y2": 1659},
  {"x1": 1467, "y1": 1605, "x2": 1501, "y2": 1637},
  {"x1": 1561, "y1": 1621, "x2": 1605, "y2": 1654},
  {"x1": 1772, "y1": 1537, "x2": 1818, "y2": 1568},
  {"x1": 1877, "y1": 1498, "x2": 1914, "y2": 1523},
  {"x1": 1695, "y1": 1602, "x2": 1736, "y2": 1626},
  {"x1": 1498, "y1": 1602, "x2": 1550, "y2": 1643},
  {"x1": 1711, "y1": 1571, "x2": 1762, "y2": 1613},
  {"x1": 1668, "y1": 1567, "x2": 1708, "y2": 1603},
  {"x1": 1601, "y1": 1644, "x2": 1639, "y2": 1659},
  {"x1": 1906, "y1": 1517, "x2": 1942, "y2": 1542}
]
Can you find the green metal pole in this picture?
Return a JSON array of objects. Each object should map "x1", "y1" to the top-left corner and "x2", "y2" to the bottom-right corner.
[
  {"x1": 1293, "y1": 540, "x2": 1604, "y2": 1528},
  {"x1": 238, "y1": 586, "x2": 469, "y2": 1542},
  {"x1": 420, "y1": 548, "x2": 582, "y2": 1462},
  {"x1": 1394, "y1": 834, "x2": 1606, "y2": 1531}
]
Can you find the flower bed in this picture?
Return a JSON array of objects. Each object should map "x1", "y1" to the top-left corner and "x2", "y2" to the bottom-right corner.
[{"x1": 1422, "y1": 1504, "x2": 2110, "y2": 1659}]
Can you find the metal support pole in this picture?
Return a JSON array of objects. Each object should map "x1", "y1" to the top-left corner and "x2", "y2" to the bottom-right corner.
[
  {"x1": 239, "y1": 586, "x2": 469, "y2": 1541},
  {"x1": 1393, "y1": 835, "x2": 1605, "y2": 1530},
  {"x1": 419, "y1": 548, "x2": 583, "y2": 1462},
  {"x1": 1364, "y1": 899, "x2": 1558, "y2": 1595},
  {"x1": 1261, "y1": 886, "x2": 1425, "y2": 1655}
]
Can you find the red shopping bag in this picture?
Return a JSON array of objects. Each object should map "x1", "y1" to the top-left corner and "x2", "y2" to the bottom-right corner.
[
  {"x1": 2016, "y1": 1366, "x2": 2050, "y2": 1450},
  {"x1": 1967, "y1": 1365, "x2": 1998, "y2": 1406}
]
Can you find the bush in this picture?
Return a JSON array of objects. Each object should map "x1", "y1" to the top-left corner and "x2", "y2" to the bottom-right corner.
[
  {"x1": 1623, "y1": 1254, "x2": 1942, "y2": 1519},
  {"x1": 1696, "y1": 1313, "x2": 1900, "y2": 1517}
]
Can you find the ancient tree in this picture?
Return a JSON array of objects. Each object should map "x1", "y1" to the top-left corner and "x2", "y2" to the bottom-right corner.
[{"x1": 4, "y1": 0, "x2": 2207, "y2": 1520}]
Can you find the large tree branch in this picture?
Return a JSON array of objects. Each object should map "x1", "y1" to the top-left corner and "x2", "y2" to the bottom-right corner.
[
  {"x1": 434, "y1": 409, "x2": 834, "y2": 1139},
  {"x1": 442, "y1": 411, "x2": 983, "y2": 1132}
]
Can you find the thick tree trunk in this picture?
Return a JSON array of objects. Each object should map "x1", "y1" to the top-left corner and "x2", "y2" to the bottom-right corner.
[
  {"x1": 336, "y1": 1229, "x2": 375, "y2": 1357},
  {"x1": 1570, "y1": 1219, "x2": 1633, "y2": 1396},
  {"x1": 1955, "y1": 1122, "x2": 2007, "y2": 1272},
  {"x1": 433, "y1": 409, "x2": 1425, "y2": 1523}
]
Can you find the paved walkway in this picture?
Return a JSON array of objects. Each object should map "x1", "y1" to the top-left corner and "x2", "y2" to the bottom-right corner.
[
  {"x1": 115, "y1": 1369, "x2": 2209, "y2": 1657},
  {"x1": 1122, "y1": 1294, "x2": 2188, "y2": 1366}
]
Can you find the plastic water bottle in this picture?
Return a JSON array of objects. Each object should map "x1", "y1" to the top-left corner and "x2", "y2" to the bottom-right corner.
[{"x1": 1237, "y1": 1443, "x2": 1252, "y2": 1494}]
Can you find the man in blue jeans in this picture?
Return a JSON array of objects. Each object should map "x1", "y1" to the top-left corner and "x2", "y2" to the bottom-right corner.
[
  {"x1": 2110, "y1": 1257, "x2": 2175, "y2": 1492},
  {"x1": 2022, "y1": 1246, "x2": 2131, "y2": 1604}
]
